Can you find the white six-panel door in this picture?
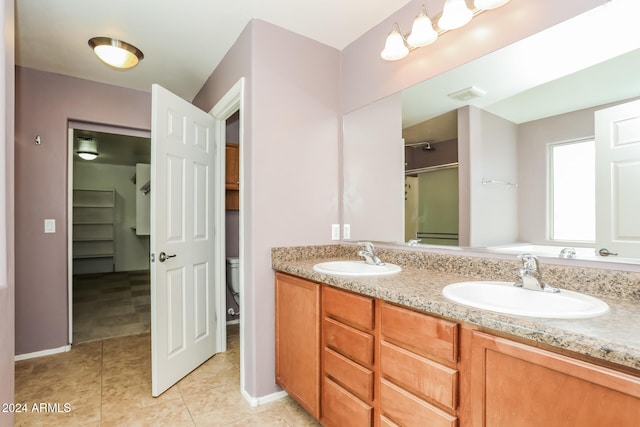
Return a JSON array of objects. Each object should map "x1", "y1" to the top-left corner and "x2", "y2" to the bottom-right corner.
[
  {"x1": 151, "y1": 84, "x2": 220, "y2": 396},
  {"x1": 595, "y1": 99, "x2": 640, "y2": 259}
]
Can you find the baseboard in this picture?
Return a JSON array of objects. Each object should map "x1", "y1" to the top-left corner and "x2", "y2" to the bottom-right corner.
[
  {"x1": 241, "y1": 388, "x2": 288, "y2": 407},
  {"x1": 15, "y1": 345, "x2": 71, "y2": 361},
  {"x1": 226, "y1": 319, "x2": 240, "y2": 325}
]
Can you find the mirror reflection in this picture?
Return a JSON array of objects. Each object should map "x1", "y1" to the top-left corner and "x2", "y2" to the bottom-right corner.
[{"x1": 343, "y1": 0, "x2": 640, "y2": 262}]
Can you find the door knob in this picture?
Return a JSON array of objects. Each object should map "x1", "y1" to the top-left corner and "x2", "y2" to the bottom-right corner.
[
  {"x1": 598, "y1": 248, "x2": 618, "y2": 257},
  {"x1": 159, "y1": 252, "x2": 177, "y2": 262}
]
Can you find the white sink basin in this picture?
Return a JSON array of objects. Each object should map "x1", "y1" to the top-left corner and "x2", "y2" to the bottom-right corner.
[
  {"x1": 313, "y1": 260, "x2": 401, "y2": 277},
  {"x1": 442, "y1": 281, "x2": 609, "y2": 319}
]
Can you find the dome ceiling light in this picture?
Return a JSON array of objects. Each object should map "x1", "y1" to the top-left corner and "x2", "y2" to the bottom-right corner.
[
  {"x1": 88, "y1": 37, "x2": 144, "y2": 69},
  {"x1": 77, "y1": 137, "x2": 98, "y2": 161}
]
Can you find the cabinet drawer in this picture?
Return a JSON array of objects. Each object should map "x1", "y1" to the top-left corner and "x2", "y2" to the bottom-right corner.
[
  {"x1": 322, "y1": 377, "x2": 373, "y2": 427},
  {"x1": 324, "y1": 285, "x2": 374, "y2": 331},
  {"x1": 381, "y1": 303, "x2": 458, "y2": 363},
  {"x1": 324, "y1": 347, "x2": 374, "y2": 402},
  {"x1": 380, "y1": 415, "x2": 400, "y2": 427},
  {"x1": 380, "y1": 379, "x2": 457, "y2": 427},
  {"x1": 381, "y1": 341, "x2": 458, "y2": 411},
  {"x1": 324, "y1": 318, "x2": 374, "y2": 366}
]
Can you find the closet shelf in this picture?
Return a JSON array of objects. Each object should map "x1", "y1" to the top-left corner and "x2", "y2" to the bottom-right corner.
[{"x1": 73, "y1": 253, "x2": 114, "y2": 259}]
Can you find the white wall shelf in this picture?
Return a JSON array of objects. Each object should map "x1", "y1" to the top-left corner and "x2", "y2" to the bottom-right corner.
[{"x1": 72, "y1": 189, "x2": 115, "y2": 274}]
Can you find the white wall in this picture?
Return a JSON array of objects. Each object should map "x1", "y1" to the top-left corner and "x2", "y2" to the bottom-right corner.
[{"x1": 74, "y1": 162, "x2": 150, "y2": 272}]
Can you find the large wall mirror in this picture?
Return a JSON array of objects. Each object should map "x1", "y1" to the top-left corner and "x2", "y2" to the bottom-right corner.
[{"x1": 343, "y1": 0, "x2": 640, "y2": 263}]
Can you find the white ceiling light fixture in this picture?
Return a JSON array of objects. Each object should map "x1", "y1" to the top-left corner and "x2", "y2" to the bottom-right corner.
[
  {"x1": 406, "y1": 6, "x2": 438, "y2": 48},
  {"x1": 438, "y1": 0, "x2": 473, "y2": 30},
  {"x1": 381, "y1": 0, "x2": 511, "y2": 61},
  {"x1": 88, "y1": 37, "x2": 144, "y2": 69},
  {"x1": 474, "y1": 0, "x2": 510, "y2": 10},
  {"x1": 381, "y1": 23, "x2": 409, "y2": 60},
  {"x1": 77, "y1": 137, "x2": 98, "y2": 161}
]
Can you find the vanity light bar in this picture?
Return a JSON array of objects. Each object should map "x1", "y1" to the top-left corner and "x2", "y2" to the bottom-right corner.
[{"x1": 381, "y1": 0, "x2": 511, "y2": 61}]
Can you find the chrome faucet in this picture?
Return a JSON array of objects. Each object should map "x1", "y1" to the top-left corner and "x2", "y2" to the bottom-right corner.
[
  {"x1": 516, "y1": 254, "x2": 560, "y2": 293},
  {"x1": 358, "y1": 242, "x2": 385, "y2": 266},
  {"x1": 559, "y1": 247, "x2": 576, "y2": 259}
]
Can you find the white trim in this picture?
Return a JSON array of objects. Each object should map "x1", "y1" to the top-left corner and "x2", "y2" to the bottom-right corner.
[
  {"x1": 67, "y1": 125, "x2": 153, "y2": 346},
  {"x1": 67, "y1": 129, "x2": 74, "y2": 344},
  {"x1": 209, "y1": 77, "x2": 246, "y2": 397},
  {"x1": 241, "y1": 389, "x2": 288, "y2": 408},
  {"x1": 15, "y1": 345, "x2": 71, "y2": 361}
]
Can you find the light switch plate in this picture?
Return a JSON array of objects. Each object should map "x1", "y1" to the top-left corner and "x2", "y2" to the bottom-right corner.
[
  {"x1": 44, "y1": 219, "x2": 56, "y2": 233},
  {"x1": 343, "y1": 224, "x2": 351, "y2": 240}
]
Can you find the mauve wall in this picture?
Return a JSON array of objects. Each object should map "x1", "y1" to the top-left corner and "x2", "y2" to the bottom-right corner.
[
  {"x1": 0, "y1": 0, "x2": 15, "y2": 423},
  {"x1": 190, "y1": 0, "x2": 607, "y2": 402},
  {"x1": 517, "y1": 97, "x2": 640, "y2": 245},
  {"x1": 193, "y1": 19, "x2": 341, "y2": 398},
  {"x1": 14, "y1": 67, "x2": 150, "y2": 354},
  {"x1": 343, "y1": 93, "x2": 404, "y2": 242}
]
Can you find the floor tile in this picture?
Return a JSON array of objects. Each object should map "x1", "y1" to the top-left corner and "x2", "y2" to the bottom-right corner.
[{"x1": 15, "y1": 323, "x2": 318, "y2": 426}]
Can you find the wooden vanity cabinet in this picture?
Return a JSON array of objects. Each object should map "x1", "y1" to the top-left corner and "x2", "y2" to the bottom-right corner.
[
  {"x1": 274, "y1": 272, "x2": 640, "y2": 426},
  {"x1": 469, "y1": 330, "x2": 640, "y2": 427},
  {"x1": 275, "y1": 273, "x2": 321, "y2": 419},
  {"x1": 379, "y1": 302, "x2": 459, "y2": 427},
  {"x1": 321, "y1": 285, "x2": 376, "y2": 427},
  {"x1": 225, "y1": 143, "x2": 239, "y2": 210}
]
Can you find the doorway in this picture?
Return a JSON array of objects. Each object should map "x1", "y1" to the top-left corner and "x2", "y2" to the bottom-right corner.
[{"x1": 68, "y1": 126, "x2": 151, "y2": 343}]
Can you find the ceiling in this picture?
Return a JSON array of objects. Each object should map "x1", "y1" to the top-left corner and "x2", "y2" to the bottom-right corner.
[{"x1": 16, "y1": 0, "x2": 412, "y2": 101}]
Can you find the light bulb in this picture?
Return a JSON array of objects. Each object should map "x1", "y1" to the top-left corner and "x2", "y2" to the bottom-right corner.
[
  {"x1": 475, "y1": 0, "x2": 510, "y2": 10},
  {"x1": 407, "y1": 8, "x2": 438, "y2": 47},
  {"x1": 439, "y1": 0, "x2": 473, "y2": 30},
  {"x1": 381, "y1": 25, "x2": 409, "y2": 61}
]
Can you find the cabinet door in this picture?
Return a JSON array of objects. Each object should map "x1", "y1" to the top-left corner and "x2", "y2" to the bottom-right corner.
[
  {"x1": 225, "y1": 144, "x2": 239, "y2": 189},
  {"x1": 275, "y1": 273, "x2": 321, "y2": 419},
  {"x1": 470, "y1": 331, "x2": 640, "y2": 427}
]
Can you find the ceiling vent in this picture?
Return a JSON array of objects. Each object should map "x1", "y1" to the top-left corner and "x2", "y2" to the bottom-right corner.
[{"x1": 448, "y1": 86, "x2": 487, "y2": 101}]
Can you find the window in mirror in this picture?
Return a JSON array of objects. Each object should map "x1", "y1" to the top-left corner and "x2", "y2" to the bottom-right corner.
[{"x1": 549, "y1": 140, "x2": 595, "y2": 242}]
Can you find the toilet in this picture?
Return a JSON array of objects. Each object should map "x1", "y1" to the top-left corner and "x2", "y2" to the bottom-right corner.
[{"x1": 226, "y1": 257, "x2": 240, "y2": 300}]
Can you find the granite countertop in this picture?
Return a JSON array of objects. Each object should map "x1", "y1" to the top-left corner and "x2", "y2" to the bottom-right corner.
[{"x1": 272, "y1": 246, "x2": 640, "y2": 373}]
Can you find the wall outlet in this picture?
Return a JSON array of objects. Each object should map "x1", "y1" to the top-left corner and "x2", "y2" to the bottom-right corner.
[
  {"x1": 331, "y1": 224, "x2": 340, "y2": 240},
  {"x1": 44, "y1": 219, "x2": 56, "y2": 233},
  {"x1": 343, "y1": 224, "x2": 351, "y2": 240}
]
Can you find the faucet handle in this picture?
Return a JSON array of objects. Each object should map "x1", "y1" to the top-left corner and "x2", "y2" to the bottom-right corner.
[
  {"x1": 517, "y1": 253, "x2": 539, "y2": 271},
  {"x1": 358, "y1": 241, "x2": 375, "y2": 253}
]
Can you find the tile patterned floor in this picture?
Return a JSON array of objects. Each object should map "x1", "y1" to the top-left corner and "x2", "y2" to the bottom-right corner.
[
  {"x1": 73, "y1": 271, "x2": 151, "y2": 343},
  {"x1": 14, "y1": 324, "x2": 321, "y2": 426}
]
